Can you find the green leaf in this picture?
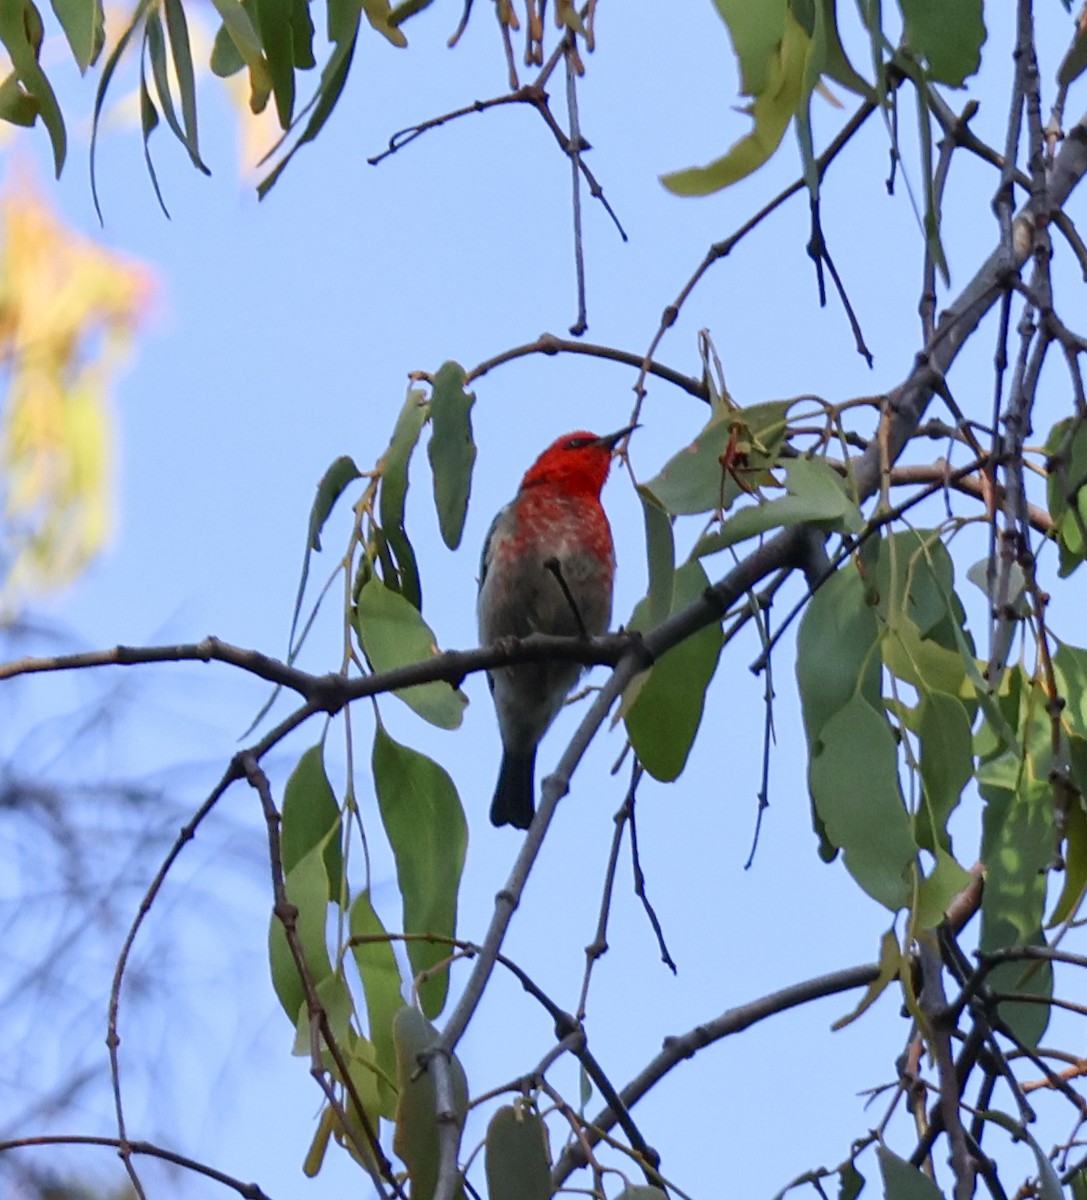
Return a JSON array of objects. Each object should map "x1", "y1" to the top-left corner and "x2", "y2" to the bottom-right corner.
[
  {"x1": 393, "y1": 1007, "x2": 468, "y2": 1200},
  {"x1": 309, "y1": 454, "x2": 362, "y2": 554},
  {"x1": 210, "y1": 19, "x2": 245, "y2": 75},
  {"x1": 50, "y1": 0, "x2": 103, "y2": 71},
  {"x1": 208, "y1": 0, "x2": 272, "y2": 113},
  {"x1": 914, "y1": 848, "x2": 973, "y2": 930},
  {"x1": 839, "y1": 1161, "x2": 866, "y2": 1200},
  {"x1": 797, "y1": 564, "x2": 882, "y2": 753},
  {"x1": 91, "y1": 0, "x2": 153, "y2": 218},
  {"x1": 162, "y1": 0, "x2": 209, "y2": 171},
  {"x1": 362, "y1": 0, "x2": 409, "y2": 46},
  {"x1": 0, "y1": 72, "x2": 38, "y2": 125},
  {"x1": 873, "y1": 529, "x2": 955, "y2": 637},
  {"x1": 145, "y1": 9, "x2": 209, "y2": 176},
  {"x1": 356, "y1": 578, "x2": 467, "y2": 729},
  {"x1": 255, "y1": 0, "x2": 296, "y2": 126},
  {"x1": 427, "y1": 362, "x2": 477, "y2": 551},
  {"x1": 978, "y1": 770, "x2": 1054, "y2": 1047},
  {"x1": 138, "y1": 53, "x2": 169, "y2": 218},
  {"x1": 269, "y1": 844, "x2": 334, "y2": 1023},
  {"x1": 281, "y1": 744, "x2": 344, "y2": 899},
  {"x1": 810, "y1": 693, "x2": 917, "y2": 910},
  {"x1": 1049, "y1": 785, "x2": 1087, "y2": 927},
  {"x1": 691, "y1": 457, "x2": 861, "y2": 557},
  {"x1": 916, "y1": 691, "x2": 973, "y2": 853},
  {"x1": 882, "y1": 614, "x2": 969, "y2": 698},
  {"x1": 899, "y1": 0, "x2": 985, "y2": 87},
  {"x1": 349, "y1": 893, "x2": 404, "y2": 1118},
  {"x1": 661, "y1": 9, "x2": 810, "y2": 195},
  {"x1": 0, "y1": 0, "x2": 65, "y2": 175},
  {"x1": 821, "y1": 0, "x2": 872, "y2": 96},
  {"x1": 711, "y1": 0, "x2": 787, "y2": 95},
  {"x1": 637, "y1": 485, "x2": 675, "y2": 628},
  {"x1": 257, "y1": 18, "x2": 358, "y2": 198},
  {"x1": 643, "y1": 399, "x2": 793, "y2": 516},
  {"x1": 832, "y1": 927, "x2": 900, "y2": 1030},
  {"x1": 625, "y1": 561, "x2": 724, "y2": 782},
  {"x1": 1045, "y1": 417, "x2": 1087, "y2": 576},
  {"x1": 876, "y1": 1144, "x2": 946, "y2": 1200},
  {"x1": 373, "y1": 726, "x2": 467, "y2": 1018},
  {"x1": 290, "y1": 0, "x2": 316, "y2": 66},
  {"x1": 797, "y1": 564, "x2": 882, "y2": 860},
  {"x1": 1058, "y1": 17, "x2": 1087, "y2": 88},
  {"x1": 975, "y1": 1112, "x2": 1062, "y2": 1200},
  {"x1": 279, "y1": 452, "x2": 362, "y2": 667},
  {"x1": 378, "y1": 388, "x2": 429, "y2": 605},
  {"x1": 485, "y1": 1104, "x2": 552, "y2": 1200}
]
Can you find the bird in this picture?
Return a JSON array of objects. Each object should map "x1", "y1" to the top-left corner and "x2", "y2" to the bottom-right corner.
[{"x1": 478, "y1": 426, "x2": 632, "y2": 829}]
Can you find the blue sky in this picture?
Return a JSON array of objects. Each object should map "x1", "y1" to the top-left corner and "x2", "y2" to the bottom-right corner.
[{"x1": 3, "y1": 2, "x2": 1086, "y2": 1197}]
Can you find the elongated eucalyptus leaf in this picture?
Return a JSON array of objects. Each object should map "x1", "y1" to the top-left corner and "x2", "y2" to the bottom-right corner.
[
  {"x1": 427, "y1": 362, "x2": 476, "y2": 551},
  {"x1": 900, "y1": 0, "x2": 985, "y2": 86},
  {"x1": 711, "y1": 0, "x2": 787, "y2": 95},
  {"x1": 643, "y1": 400, "x2": 792, "y2": 515},
  {"x1": 51, "y1": 0, "x2": 104, "y2": 71},
  {"x1": 373, "y1": 726, "x2": 467, "y2": 1017},
  {"x1": 877, "y1": 1144, "x2": 947, "y2": 1200},
  {"x1": 661, "y1": 12, "x2": 810, "y2": 195},
  {"x1": 0, "y1": 0, "x2": 65, "y2": 175},
  {"x1": 393, "y1": 1007, "x2": 468, "y2": 1200},
  {"x1": 349, "y1": 892, "x2": 403, "y2": 1117},
  {"x1": 637, "y1": 485, "x2": 675, "y2": 626},
  {"x1": 356, "y1": 578, "x2": 467, "y2": 729},
  {"x1": 485, "y1": 1105, "x2": 551, "y2": 1200},
  {"x1": 281, "y1": 743, "x2": 343, "y2": 898},
  {"x1": 257, "y1": 18, "x2": 359, "y2": 198},
  {"x1": 810, "y1": 693, "x2": 916, "y2": 911},
  {"x1": 625, "y1": 561, "x2": 723, "y2": 782},
  {"x1": 255, "y1": 0, "x2": 296, "y2": 126},
  {"x1": 268, "y1": 844, "x2": 333, "y2": 1023}
]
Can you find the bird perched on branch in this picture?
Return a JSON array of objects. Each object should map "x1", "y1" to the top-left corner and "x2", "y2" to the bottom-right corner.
[{"x1": 478, "y1": 426, "x2": 632, "y2": 829}]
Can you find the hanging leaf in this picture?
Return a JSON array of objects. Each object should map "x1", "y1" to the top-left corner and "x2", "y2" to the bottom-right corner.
[
  {"x1": 373, "y1": 726, "x2": 467, "y2": 1017},
  {"x1": 281, "y1": 743, "x2": 344, "y2": 898},
  {"x1": 661, "y1": 10, "x2": 810, "y2": 195},
  {"x1": 349, "y1": 894, "x2": 404, "y2": 1118},
  {"x1": 625, "y1": 561, "x2": 724, "y2": 782},
  {"x1": 899, "y1": 0, "x2": 985, "y2": 87},
  {"x1": 485, "y1": 1104, "x2": 552, "y2": 1200},
  {"x1": 393, "y1": 1008, "x2": 468, "y2": 1200},
  {"x1": 691, "y1": 456, "x2": 861, "y2": 558},
  {"x1": 51, "y1": 0, "x2": 104, "y2": 71},
  {"x1": 638, "y1": 484, "x2": 675, "y2": 627},
  {"x1": 796, "y1": 563, "x2": 882, "y2": 857},
  {"x1": 268, "y1": 844, "x2": 334, "y2": 1024},
  {"x1": 0, "y1": 0, "x2": 66, "y2": 175},
  {"x1": 877, "y1": 1144, "x2": 947, "y2": 1200},
  {"x1": 643, "y1": 400, "x2": 793, "y2": 516},
  {"x1": 809, "y1": 693, "x2": 917, "y2": 911},
  {"x1": 915, "y1": 691, "x2": 973, "y2": 854},
  {"x1": 427, "y1": 362, "x2": 477, "y2": 551},
  {"x1": 255, "y1": 0, "x2": 296, "y2": 125},
  {"x1": 832, "y1": 928, "x2": 900, "y2": 1029},
  {"x1": 356, "y1": 578, "x2": 467, "y2": 729}
]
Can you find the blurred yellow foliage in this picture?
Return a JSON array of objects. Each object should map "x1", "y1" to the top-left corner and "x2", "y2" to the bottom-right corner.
[{"x1": 0, "y1": 170, "x2": 152, "y2": 613}]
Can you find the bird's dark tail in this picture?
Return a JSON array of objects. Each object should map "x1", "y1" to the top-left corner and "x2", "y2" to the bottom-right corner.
[{"x1": 490, "y1": 748, "x2": 536, "y2": 829}]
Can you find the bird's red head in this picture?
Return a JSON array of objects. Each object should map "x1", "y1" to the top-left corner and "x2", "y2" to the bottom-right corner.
[{"x1": 519, "y1": 427, "x2": 633, "y2": 497}]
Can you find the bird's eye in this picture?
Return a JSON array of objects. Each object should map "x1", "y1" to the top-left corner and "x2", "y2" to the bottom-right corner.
[{"x1": 564, "y1": 436, "x2": 594, "y2": 450}]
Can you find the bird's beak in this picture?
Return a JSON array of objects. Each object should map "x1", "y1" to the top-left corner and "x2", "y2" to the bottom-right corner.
[{"x1": 593, "y1": 425, "x2": 638, "y2": 453}]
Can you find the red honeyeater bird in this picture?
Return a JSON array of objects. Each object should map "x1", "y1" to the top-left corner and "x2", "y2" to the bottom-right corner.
[{"x1": 478, "y1": 426, "x2": 633, "y2": 829}]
